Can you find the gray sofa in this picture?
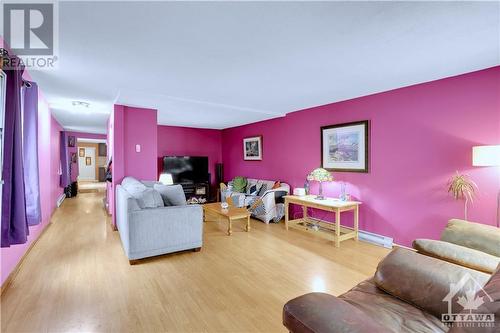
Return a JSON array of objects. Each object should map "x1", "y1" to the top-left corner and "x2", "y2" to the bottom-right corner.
[{"x1": 116, "y1": 177, "x2": 203, "y2": 263}]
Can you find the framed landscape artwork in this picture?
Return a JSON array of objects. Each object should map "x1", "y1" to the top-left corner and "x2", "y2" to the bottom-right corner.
[
  {"x1": 321, "y1": 120, "x2": 369, "y2": 172},
  {"x1": 243, "y1": 136, "x2": 262, "y2": 161}
]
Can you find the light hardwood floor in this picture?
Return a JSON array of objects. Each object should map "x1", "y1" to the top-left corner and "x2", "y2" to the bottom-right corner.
[{"x1": 1, "y1": 192, "x2": 389, "y2": 332}]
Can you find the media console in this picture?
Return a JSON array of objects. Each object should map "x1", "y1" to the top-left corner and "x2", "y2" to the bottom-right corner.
[{"x1": 180, "y1": 182, "x2": 210, "y2": 203}]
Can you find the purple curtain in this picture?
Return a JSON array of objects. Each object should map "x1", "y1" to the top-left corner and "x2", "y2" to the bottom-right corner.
[
  {"x1": 60, "y1": 131, "x2": 70, "y2": 188},
  {"x1": 1, "y1": 55, "x2": 29, "y2": 247},
  {"x1": 22, "y1": 82, "x2": 42, "y2": 226}
]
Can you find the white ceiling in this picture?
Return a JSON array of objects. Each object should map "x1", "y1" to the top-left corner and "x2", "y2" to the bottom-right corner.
[{"x1": 27, "y1": 1, "x2": 500, "y2": 134}]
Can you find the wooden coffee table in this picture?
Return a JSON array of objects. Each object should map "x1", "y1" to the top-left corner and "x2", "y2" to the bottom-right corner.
[{"x1": 203, "y1": 203, "x2": 251, "y2": 236}]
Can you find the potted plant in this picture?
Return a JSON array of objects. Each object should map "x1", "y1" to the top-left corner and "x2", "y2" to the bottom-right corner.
[{"x1": 447, "y1": 171, "x2": 477, "y2": 221}]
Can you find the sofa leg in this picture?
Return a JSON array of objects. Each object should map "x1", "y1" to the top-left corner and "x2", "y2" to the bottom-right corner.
[
  {"x1": 193, "y1": 247, "x2": 202, "y2": 252},
  {"x1": 129, "y1": 259, "x2": 140, "y2": 265}
]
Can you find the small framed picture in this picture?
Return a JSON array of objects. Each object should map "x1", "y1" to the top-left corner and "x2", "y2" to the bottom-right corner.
[
  {"x1": 79, "y1": 148, "x2": 85, "y2": 157},
  {"x1": 71, "y1": 152, "x2": 77, "y2": 163},
  {"x1": 243, "y1": 136, "x2": 262, "y2": 161},
  {"x1": 85, "y1": 157, "x2": 92, "y2": 166},
  {"x1": 321, "y1": 120, "x2": 369, "y2": 172},
  {"x1": 68, "y1": 135, "x2": 76, "y2": 147}
]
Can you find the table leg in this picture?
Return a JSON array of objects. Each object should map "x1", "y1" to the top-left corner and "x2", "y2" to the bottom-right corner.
[
  {"x1": 302, "y1": 205, "x2": 308, "y2": 226},
  {"x1": 227, "y1": 218, "x2": 232, "y2": 236},
  {"x1": 335, "y1": 209, "x2": 340, "y2": 248},
  {"x1": 354, "y1": 205, "x2": 359, "y2": 241},
  {"x1": 284, "y1": 200, "x2": 289, "y2": 230},
  {"x1": 246, "y1": 215, "x2": 251, "y2": 232}
]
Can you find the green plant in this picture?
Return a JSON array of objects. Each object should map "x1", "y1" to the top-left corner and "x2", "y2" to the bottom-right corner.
[
  {"x1": 447, "y1": 171, "x2": 477, "y2": 220},
  {"x1": 232, "y1": 176, "x2": 247, "y2": 193}
]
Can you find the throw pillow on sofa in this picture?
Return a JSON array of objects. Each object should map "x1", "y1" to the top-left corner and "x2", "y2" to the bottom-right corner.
[
  {"x1": 121, "y1": 176, "x2": 146, "y2": 190},
  {"x1": 126, "y1": 187, "x2": 164, "y2": 209},
  {"x1": 154, "y1": 184, "x2": 187, "y2": 206}
]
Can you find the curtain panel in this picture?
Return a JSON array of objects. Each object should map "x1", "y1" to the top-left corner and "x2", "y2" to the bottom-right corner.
[
  {"x1": 22, "y1": 82, "x2": 42, "y2": 226},
  {"x1": 60, "y1": 131, "x2": 70, "y2": 188},
  {"x1": 1, "y1": 55, "x2": 29, "y2": 247}
]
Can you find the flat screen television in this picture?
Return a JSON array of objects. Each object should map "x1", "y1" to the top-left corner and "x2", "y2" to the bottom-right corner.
[{"x1": 162, "y1": 156, "x2": 208, "y2": 184}]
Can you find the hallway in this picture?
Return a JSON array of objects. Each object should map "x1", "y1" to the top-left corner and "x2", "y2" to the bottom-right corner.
[{"x1": 1, "y1": 192, "x2": 388, "y2": 332}]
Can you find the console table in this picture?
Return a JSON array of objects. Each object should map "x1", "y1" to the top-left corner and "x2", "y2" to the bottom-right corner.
[{"x1": 284, "y1": 195, "x2": 361, "y2": 247}]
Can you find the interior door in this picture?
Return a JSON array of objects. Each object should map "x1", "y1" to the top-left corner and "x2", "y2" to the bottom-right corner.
[{"x1": 78, "y1": 147, "x2": 96, "y2": 181}]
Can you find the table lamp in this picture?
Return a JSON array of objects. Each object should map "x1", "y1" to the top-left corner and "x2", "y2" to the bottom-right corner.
[
  {"x1": 307, "y1": 168, "x2": 333, "y2": 200},
  {"x1": 159, "y1": 173, "x2": 174, "y2": 185},
  {"x1": 472, "y1": 145, "x2": 500, "y2": 227}
]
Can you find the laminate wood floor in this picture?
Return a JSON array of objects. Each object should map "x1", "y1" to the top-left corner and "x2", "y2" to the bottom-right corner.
[{"x1": 1, "y1": 192, "x2": 389, "y2": 332}]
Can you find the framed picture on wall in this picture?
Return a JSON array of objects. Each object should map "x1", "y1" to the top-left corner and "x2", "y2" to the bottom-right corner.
[
  {"x1": 71, "y1": 152, "x2": 77, "y2": 163},
  {"x1": 79, "y1": 148, "x2": 85, "y2": 157},
  {"x1": 243, "y1": 136, "x2": 262, "y2": 161},
  {"x1": 85, "y1": 157, "x2": 92, "y2": 166},
  {"x1": 68, "y1": 135, "x2": 76, "y2": 147},
  {"x1": 321, "y1": 120, "x2": 369, "y2": 172}
]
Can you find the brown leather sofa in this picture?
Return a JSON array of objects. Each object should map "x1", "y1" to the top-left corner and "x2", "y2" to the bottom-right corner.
[{"x1": 283, "y1": 248, "x2": 500, "y2": 333}]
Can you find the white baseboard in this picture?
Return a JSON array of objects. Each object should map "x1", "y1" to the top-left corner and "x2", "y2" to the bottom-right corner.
[
  {"x1": 307, "y1": 216, "x2": 393, "y2": 248},
  {"x1": 56, "y1": 193, "x2": 66, "y2": 207}
]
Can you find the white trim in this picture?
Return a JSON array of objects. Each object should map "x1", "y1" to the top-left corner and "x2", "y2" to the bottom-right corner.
[
  {"x1": 307, "y1": 216, "x2": 393, "y2": 248},
  {"x1": 56, "y1": 193, "x2": 66, "y2": 207}
]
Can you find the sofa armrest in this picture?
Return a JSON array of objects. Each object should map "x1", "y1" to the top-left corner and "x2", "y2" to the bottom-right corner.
[
  {"x1": 283, "y1": 292, "x2": 386, "y2": 333},
  {"x1": 374, "y1": 248, "x2": 490, "y2": 319},
  {"x1": 413, "y1": 239, "x2": 500, "y2": 273}
]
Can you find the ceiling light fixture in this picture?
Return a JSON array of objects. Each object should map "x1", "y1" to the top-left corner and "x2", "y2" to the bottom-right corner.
[{"x1": 72, "y1": 100, "x2": 90, "y2": 108}]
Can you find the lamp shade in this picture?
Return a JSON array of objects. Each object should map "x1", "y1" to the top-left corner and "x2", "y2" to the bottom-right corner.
[
  {"x1": 307, "y1": 168, "x2": 333, "y2": 182},
  {"x1": 472, "y1": 145, "x2": 500, "y2": 166},
  {"x1": 159, "y1": 173, "x2": 174, "y2": 185}
]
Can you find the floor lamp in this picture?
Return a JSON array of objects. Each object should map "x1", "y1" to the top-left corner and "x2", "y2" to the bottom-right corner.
[{"x1": 472, "y1": 145, "x2": 500, "y2": 227}]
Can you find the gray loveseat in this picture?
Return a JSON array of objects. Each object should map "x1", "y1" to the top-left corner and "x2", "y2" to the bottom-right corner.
[{"x1": 116, "y1": 177, "x2": 203, "y2": 263}]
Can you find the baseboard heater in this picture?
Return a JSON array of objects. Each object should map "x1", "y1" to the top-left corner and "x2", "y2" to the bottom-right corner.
[
  {"x1": 307, "y1": 217, "x2": 393, "y2": 248},
  {"x1": 358, "y1": 230, "x2": 393, "y2": 249},
  {"x1": 56, "y1": 193, "x2": 66, "y2": 207}
]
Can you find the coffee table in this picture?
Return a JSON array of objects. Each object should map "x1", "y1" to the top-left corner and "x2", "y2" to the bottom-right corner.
[{"x1": 203, "y1": 202, "x2": 251, "y2": 236}]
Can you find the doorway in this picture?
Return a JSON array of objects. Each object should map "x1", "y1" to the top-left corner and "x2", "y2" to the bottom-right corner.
[
  {"x1": 76, "y1": 138, "x2": 107, "y2": 193},
  {"x1": 78, "y1": 147, "x2": 96, "y2": 181}
]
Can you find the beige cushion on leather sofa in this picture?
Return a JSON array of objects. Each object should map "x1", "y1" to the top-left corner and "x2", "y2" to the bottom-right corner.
[
  {"x1": 441, "y1": 219, "x2": 500, "y2": 257},
  {"x1": 413, "y1": 239, "x2": 500, "y2": 274}
]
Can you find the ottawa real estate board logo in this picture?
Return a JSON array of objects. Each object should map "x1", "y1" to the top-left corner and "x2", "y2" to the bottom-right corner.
[
  {"x1": 442, "y1": 273, "x2": 495, "y2": 329},
  {"x1": 2, "y1": 1, "x2": 59, "y2": 69}
]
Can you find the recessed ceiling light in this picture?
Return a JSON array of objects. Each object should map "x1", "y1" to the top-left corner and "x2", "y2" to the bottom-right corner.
[{"x1": 72, "y1": 100, "x2": 90, "y2": 108}]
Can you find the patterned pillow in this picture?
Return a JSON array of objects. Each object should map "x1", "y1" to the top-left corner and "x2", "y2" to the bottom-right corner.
[
  {"x1": 248, "y1": 184, "x2": 259, "y2": 195},
  {"x1": 257, "y1": 183, "x2": 268, "y2": 196},
  {"x1": 246, "y1": 179, "x2": 261, "y2": 195}
]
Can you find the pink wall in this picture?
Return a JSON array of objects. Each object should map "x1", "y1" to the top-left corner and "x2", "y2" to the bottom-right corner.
[
  {"x1": 65, "y1": 131, "x2": 107, "y2": 182},
  {"x1": 157, "y1": 125, "x2": 222, "y2": 185},
  {"x1": 108, "y1": 105, "x2": 158, "y2": 226},
  {"x1": 222, "y1": 67, "x2": 500, "y2": 246},
  {"x1": 1, "y1": 95, "x2": 63, "y2": 285}
]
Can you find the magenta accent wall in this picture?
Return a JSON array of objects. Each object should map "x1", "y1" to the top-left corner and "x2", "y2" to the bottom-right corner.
[
  {"x1": 221, "y1": 67, "x2": 500, "y2": 246},
  {"x1": 1, "y1": 96, "x2": 63, "y2": 285},
  {"x1": 108, "y1": 105, "x2": 158, "y2": 226},
  {"x1": 65, "y1": 131, "x2": 107, "y2": 182},
  {"x1": 157, "y1": 125, "x2": 222, "y2": 185}
]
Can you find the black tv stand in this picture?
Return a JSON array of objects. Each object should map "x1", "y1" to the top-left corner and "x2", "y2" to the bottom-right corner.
[{"x1": 179, "y1": 182, "x2": 210, "y2": 203}]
